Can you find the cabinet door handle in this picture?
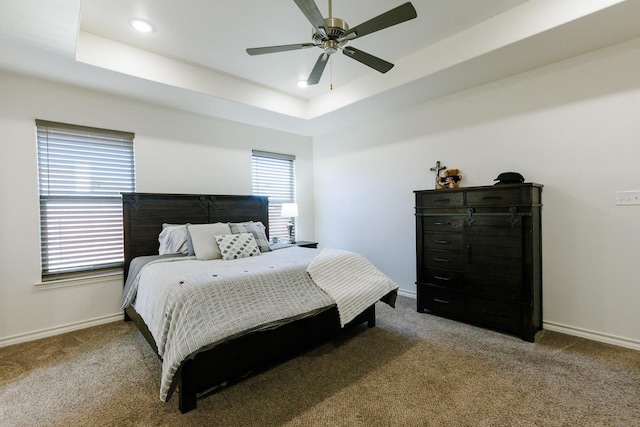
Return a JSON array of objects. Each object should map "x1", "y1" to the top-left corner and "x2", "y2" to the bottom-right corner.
[
  {"x1": 466, "y1": 245, "x2": 472, "y2": 263},
  {"x1": 434, "y1": 298, "x2": 450, "y2": 304},
  {"x1": 433, "y1": 257, "x2": 450, "y2": 263},
  {"x1": 482, "y1": 196, "x2": 503, "y2": 200},
  {"x1": 433, "y1": 222, "x2": 451, "y2": 226},
  {"x1": 433, "y1": 198, "x2": 450, "y2": 203},
  {"x1": 434, "y1": 275, "x2": 451, "y2": 281},
  {"x1": 434, "y1": 239, "x2": 452, "y2": 244}
]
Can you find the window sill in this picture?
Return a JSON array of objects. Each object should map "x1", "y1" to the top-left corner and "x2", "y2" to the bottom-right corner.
[{"x1": 35, "y1": 270, "x2": 123, "y2": 291}]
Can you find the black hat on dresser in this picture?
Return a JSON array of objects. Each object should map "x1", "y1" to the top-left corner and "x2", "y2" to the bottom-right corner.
[{"x1": 494, "y1": 172, "x2": 525, "y2": 185}]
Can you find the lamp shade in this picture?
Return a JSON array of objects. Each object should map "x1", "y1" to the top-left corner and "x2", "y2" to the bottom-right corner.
[{"x1": 280, "y1": 203, "x2": 298, "y2": 218}]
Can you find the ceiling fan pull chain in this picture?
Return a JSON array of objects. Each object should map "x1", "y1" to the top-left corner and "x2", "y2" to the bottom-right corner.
[{"x1": 330, "y1": 56, "x2": 333, "y2": 90}]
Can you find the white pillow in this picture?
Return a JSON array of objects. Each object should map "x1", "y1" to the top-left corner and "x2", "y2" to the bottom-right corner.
[
  {"x1": 216, "y1": 233, "x2": 261, "y2": 260},
  {"x1": 187, "y1": 223, "x2": 232, "y2": 260},
  {"x1": 158, "y1": 224, "x2": 189, "y2": 255}
]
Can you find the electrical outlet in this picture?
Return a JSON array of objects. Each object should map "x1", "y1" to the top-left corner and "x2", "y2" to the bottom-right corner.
[{"x1": 615, "y1": 190, "x2": 640, "y2": 205}]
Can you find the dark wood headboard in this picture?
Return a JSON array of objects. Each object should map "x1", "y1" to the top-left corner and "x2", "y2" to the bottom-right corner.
[{"x1": 121, "y1": 193, "x2": 269, "y2": 274}]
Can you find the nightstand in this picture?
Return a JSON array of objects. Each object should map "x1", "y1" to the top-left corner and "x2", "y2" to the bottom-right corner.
[{"x1": 295, "y1": 241, "x2": 318, "y2": 249}]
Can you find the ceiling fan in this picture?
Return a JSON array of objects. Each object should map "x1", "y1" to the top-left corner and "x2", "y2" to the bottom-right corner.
[{"x1": 246, "y1": 0, "x2": 417, "y2": 85}]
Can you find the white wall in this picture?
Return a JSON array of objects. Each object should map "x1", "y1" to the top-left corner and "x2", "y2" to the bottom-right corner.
[
  {"x1": 0, "y1": 71, "x2": 313, "y2": 344},
  {"x1": 1, "y1": 38, "x2": 639, "y2": 350},
  {"x1": 313, "y1": 38, "x2": 640, "y2": 347}
]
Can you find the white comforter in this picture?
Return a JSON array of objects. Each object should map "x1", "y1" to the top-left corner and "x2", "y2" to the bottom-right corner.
[{"x1": 123, "y1": 246, "x2": 398, "y2": 402}]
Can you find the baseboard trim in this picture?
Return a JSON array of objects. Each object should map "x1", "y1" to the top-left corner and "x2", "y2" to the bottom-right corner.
[
  {"x1": 398, "y1": 289, "x2": 417, "y2": 299},
  {"x1": 543, "y1": 321, "x2": 640, "y2": 351},
  {"x1": 0, "y1": 312, "x2": 124, "y2": 348}
]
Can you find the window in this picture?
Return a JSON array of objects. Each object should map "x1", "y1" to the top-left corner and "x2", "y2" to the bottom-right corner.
[
  {"x1": 252, "y1": 150, "x2": 296, "y2": 242},
  {"x1": 36, "y1": 120, "x2": 135, "y2": 280}
]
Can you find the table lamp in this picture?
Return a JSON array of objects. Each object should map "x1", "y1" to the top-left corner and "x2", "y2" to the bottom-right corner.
[{"x1": 280, "y1": 203, "x2": 298, "y2": 243}]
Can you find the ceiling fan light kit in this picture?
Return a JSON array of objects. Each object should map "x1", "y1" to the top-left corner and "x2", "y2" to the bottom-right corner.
[{"x1": 246, "y1": 0, "x2": 417, "y2": 86}]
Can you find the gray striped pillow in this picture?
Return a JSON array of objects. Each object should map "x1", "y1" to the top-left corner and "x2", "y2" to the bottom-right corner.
[{"x1": 229, "y1": 221, "x2": 271, "y2": 252}]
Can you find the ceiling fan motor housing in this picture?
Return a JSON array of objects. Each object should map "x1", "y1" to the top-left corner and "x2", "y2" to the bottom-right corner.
[{"x1": 313, "y1": 17, "x2": 349, "y2": 52}]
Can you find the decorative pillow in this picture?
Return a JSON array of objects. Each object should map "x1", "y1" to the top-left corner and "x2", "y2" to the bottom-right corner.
[
  {"x1": 186, "y1": 222, "x2": 232, "y2": 260},
  {"x1": 158, "y1": 224, "x2": 189, "y2": 255},
  {"x1": 215, "y1": 233, "x2": 261, "y2": 260},
  {"x1": 229, "y1": 221, "x2": 271, "y2": 252}
]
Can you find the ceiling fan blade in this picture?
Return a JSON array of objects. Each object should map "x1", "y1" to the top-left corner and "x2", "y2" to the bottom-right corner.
[
  {"x1": 246, "y1": 43, "x2": 316, "y2": 55},
  {"x1": 293, "y1": 0, "x2": 327, "y2": 35},
  {"x1": 340, "y1": 2, "x2": 417, "y2": 42},
  {"x1": 307, "y1": 53, "x2": 329, "y2": 85},
  {"x1": 342, "y1": 47, "x2": 394, "y2": 73}
]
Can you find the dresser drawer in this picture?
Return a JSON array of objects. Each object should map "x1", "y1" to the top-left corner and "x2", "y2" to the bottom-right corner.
[
  {"x1": 425, "y1": 268, "x2": 464, "y2": 289},
  {"x1": 421, "y1": 216, "x2": 464, "y2": 232},
  {"x1": 466, "y1": 188, "x2": 521, "y2": 206},
  {"x1": 466, "y1": 297, "x2": 522, "y2": 331},
  {"x1": 424, "y1": 251, "x2": 464, "y2": 270},
  {"x1": 417, "y1": 191, "x2": 464, "y2": 208},
  {"x1": 423, "y1": 233, "x2": 464, "y2": 251},
  {"x1": 419, "y1": 287, "x2": 464, "y2": 317}
]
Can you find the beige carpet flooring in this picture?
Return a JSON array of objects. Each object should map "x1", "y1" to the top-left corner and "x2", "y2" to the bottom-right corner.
[{"x1": 1, "y1": 296, "x2": 639, "y2": 426}]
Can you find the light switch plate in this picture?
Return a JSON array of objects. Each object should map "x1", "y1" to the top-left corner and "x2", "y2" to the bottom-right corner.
[{"x1": 615, "y1": 190, "x2": 640, "y2": 205}]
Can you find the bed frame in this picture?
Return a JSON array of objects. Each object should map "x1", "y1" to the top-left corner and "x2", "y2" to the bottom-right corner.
[{"x1": 121, "y1": 192, "x2": 377, "y2": 413}]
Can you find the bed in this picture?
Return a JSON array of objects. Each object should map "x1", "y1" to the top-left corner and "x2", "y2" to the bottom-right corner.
[{"x1": 120, "y1": 192, "x2": 398, "y2": 413}]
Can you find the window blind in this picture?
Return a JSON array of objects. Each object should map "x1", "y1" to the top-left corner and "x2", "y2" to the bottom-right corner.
[
  {"x1": 251, "y1": 150, "x2": 296, "y2": 242},
  {"x1": 36, "y1": 120, "x2": 135, "y2": 279}
]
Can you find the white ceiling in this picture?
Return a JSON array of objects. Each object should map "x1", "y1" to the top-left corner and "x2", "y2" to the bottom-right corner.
[
  {"x1": 1, "y1": 0, "x2": 639, "y2": 136},
  {"x1": 79, "y1": 0, "x2": 528, "y2": 99}
]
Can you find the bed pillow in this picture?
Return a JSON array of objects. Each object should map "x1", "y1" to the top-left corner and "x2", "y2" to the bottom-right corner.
[
  {"x1": 215, "y1": 233, "x2": 261, "y2": 260},
  {"x1": 185, "y1": 223, "x2": 195, "y2": 256},
  {"x1": 158, "y1": 224, "x2": 189, "y2": 255},
  {"x1": 186, "y1": 222, "x2": 232, "y2": 260},
  {"x1": 229, "y1": 221, "x2": 271, "y2": 252}
]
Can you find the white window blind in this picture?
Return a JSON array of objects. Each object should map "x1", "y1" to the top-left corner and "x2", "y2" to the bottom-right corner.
[
  {"x1": 252, "y1": 150, "x2": 296, "y2": 242},
  {"x1": 36, "y1": 120, "x2": 135, "y2": 280}
]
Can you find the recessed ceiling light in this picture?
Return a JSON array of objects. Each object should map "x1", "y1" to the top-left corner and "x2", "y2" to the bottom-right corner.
[
  {"x1": 297, "y1": 80, "x2": 308, "y2": 88},
  {"x1": 129, "y1": 19, "x2": 154, "y2": 33}
]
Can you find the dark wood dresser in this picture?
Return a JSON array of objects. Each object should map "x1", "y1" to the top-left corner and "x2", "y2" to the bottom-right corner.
[{"x1": 414, "y1": 183, "x2": 543, "y2": 341}]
